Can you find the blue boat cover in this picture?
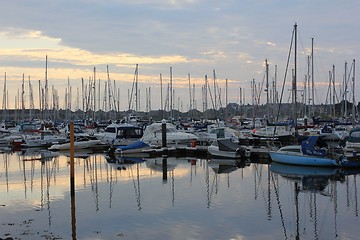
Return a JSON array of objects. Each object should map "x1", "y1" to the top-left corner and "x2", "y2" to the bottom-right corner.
[
  {"x1": 116, "y1": 141, "x2": 149, "y2": 151},
  {"x1": 301, "y1": 136, "x2": 327, "y2": 157}
]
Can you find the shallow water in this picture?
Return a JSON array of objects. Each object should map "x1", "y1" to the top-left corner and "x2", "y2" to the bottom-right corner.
[{"x1": 0, "y1": 149, "x2": 359, "y2": 239}]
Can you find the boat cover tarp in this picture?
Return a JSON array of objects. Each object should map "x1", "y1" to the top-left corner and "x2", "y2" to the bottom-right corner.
[
  {"x1": 217, "y1": 139, "x2": 240, "y2": 152},
  {"x1": 301, "y1": 136, "x2": 326, "y2": 157},
  {"x1": 116, "y1": 141, "x2": 149, "y2": 151},
  {"x1": 348, "y1": 128, "x2": 360, "y2": 142}
]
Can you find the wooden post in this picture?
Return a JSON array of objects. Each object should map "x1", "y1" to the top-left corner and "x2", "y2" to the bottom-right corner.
[
  {"x1": 161, "y1": 119, "x2": 167, "y2": 148},
  {"x1": 70, "y1": 122, "x2": 76, "y2": 239},
  {"x1": 70, "y1": 122, "x2": 75, "y2": 191}
]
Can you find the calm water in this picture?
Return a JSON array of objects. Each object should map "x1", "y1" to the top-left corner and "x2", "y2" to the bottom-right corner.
[{"x1": 0, "y1": 148, "x2": 359, "y2": 240}]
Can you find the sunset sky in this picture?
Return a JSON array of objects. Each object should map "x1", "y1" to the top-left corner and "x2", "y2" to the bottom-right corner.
[{"x1": 0, "y1": 0, "x2": 359, "y2": 112}]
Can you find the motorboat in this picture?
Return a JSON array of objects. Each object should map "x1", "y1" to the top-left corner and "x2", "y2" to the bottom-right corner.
[
  {"x1": 207, "y1": 138, "x2": 250, "y2": 159},
  {"x1": 194, "y1": 124, "x2": 239, "y2": 145},
  {"x1": 94, "y1": 123, "x2": 143, "y2": 146},
  {"x1": 107, "y1": 140, "x2": 151, "y2": 158},
  {"x1": 251, "y1": 125, "x2": 294, "y2": 142},
  {"x1": 141, "y1": 122, "x2": 198, "y2": 147},
  {"x1": 21, "y1": 130, "x2": 67, "y2": 148},
  {"x1": 48, "y1": 135, "x2": 102, "y2": 150}
]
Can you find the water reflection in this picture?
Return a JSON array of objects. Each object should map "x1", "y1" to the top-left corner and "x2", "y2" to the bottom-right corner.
[
  {"x1": 208, "y1": 158, "x2": 250, "y2": 174},
  {"x1": 270, "y1": 162, "x2": 360, "y2": 239},
  {"x1": 270, "y1": 163, "x2": 346, "y2": 194},
  {"x1": 205, "y1": 158, "x2": 250, "y2": 208},
  {"x1": 1, "y1": 150, "x2": 360, "y2": 239}
]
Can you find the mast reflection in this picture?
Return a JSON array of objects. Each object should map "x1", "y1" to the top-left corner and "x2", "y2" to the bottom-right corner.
[{"x1": 270, "y1": 162, "x2": 360, "y2": 239}]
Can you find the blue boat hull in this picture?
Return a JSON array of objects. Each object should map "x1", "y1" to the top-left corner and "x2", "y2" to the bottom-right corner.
[
  {"x1": 269, "y1": 151, "x2": 339, "y2": 167},
  {"x1": 270, "y1": 151, "x2": 360, "y2": 168}
]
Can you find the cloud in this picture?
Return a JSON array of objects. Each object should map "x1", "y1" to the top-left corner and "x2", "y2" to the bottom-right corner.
[{"x1": 0, "y1": 0, "x2": 359, "y2": 110}]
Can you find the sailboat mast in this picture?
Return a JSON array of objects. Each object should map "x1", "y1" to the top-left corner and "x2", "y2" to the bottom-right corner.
[
  {"x1": 343, "y1": 61, "x2": 348, "y2": 117},
  {"x1": 44, "y1": 55, "x2": 48, "y2": 121},
  {"x1": 252, "y1": 79, "x2": 255, "y2": 127},
  {"x1": 204, "y1": 75, "x2": 208, "y2": 120},
  {"x1": 332, "y1": 65, "x2": 336, "y2": 117},
  {"x1": 135, "y1": 64, "x2": 139, "y2": 112},
  {"x1": 2, "y1": 72, "x2": 7, "y2": 121},
  {"x1": 21, "y1": 73, "x2": 25, "y2": 121},
  {"x1": 352, "y1": 59, "x2": 356, "y2": 124},
  {"x1": 293, "y1": 23, "x2": 298, "y2": 132},
  {"x1": 306, "y1": 56, "x2": 310, "y2": 117},
  {"x1": 93, "y1": 67, "x2": 96, "y2": 122},
  {"x1": 28, "y1": 75, "x2": 34, "y2": 119},
  {"x1": 265, "y1": 59, "x2": 270, "y2": 119},
  {"x1": 170, "y1": 67, "x2": 173, "y2": 121},
  {"x1": 160, "y1": 74, "x2": 164, "y2": 119},
  {"x1": 192, "y1": 83, "x2": 195, "y2": 113},
  {"x1": 188, "y1": 73, "x2": 192, "y2": 111},
  {"x1": 225, "y1": 78, "x2": 228, "y2": 119},
  {"x1": 213, "y1": 69, "x2": 217, "y2": 111},
  {"x1": 311, "y1": 38, "x2": 315, "y2": 118}
]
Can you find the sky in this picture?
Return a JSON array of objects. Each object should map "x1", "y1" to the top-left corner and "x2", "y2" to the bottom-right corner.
[{"x1": 0, "y1": 0, "x2": 359, "y2": 113}]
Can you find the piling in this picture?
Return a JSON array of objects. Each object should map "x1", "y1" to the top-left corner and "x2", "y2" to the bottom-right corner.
[
  {"x1": 70, "y1": 122, "x2": 76, "y2": 239},
  {"x1": 161, "y1": 119, "x2": 167, "y2": 148}
]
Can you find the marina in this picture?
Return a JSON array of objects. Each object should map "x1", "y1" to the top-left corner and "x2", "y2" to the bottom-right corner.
[
  {"x1": 0, "y1": 4, "x2": 359, "y2": 238},
  {"x1": 0, "y1": 147, "x2": 359, "y2": 239}
]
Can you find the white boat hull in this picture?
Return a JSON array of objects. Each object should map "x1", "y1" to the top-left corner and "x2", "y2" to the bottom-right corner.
[{"x1": 49, "y1": 139, "x2": 101, "y2": 150}]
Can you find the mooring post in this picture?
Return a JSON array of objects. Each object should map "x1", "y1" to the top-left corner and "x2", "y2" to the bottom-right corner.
[
  {"x1": 161, "y1": 119, "x2": 167, "y2": 148},
  {"x1": 70, "y1": 122, "x2": 76, "y2": 239},
  {"x1": 70, "y1": 122, "x2": 75, "y2": 192}
]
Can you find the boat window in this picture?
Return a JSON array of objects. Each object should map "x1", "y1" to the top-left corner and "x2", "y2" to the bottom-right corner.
[
  {"x1": 21, "y1": 124, "x2": 39, "y2": 131},
  {"x1": 126, "y1": 128, "x2": 143, "y2": 138},
  {"x1": 117, "y1": 130, "x2": 124, "y2": 137},
  {"x1": 166, "y1": 127, "x2": 177, "y2": 133},
  {"x1": 105, "y1": 127, "x2": 116, "y2": 133},
  {"x1": 287, "y1": 149, "x2": 301, "y2": 153},
  {"x1": 134, "y1": 129, "x2": 143, "y2": 137},
  {"x1": 351, "y1": 131, "x2": 360, "y2": 138}
]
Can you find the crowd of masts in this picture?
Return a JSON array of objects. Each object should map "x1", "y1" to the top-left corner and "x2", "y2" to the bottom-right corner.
[{"x1": 1, "y1": 47, "x2": 358, "y2": 124}]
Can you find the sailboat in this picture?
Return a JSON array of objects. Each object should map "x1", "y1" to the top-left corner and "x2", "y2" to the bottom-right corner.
[
  {"x1": 269, "y1": 136, "x2": 360, "y2": 167},
  {"x1": 269, "y1": 24, "x2": 360, "y2": 168}
]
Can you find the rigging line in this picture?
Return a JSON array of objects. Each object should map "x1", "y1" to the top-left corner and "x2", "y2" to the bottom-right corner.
[
  {"x1": 341, "y1": 62, "x2": 355, "y2": 107},
  {"x1": 128, "y1": 65, "x2": 138, "y2": 111},
  {"x1": 297, "y1": 28, "x2": 311, "y2": 73},
  {"x1": 324, "y1": 71, "x2": 331, "y2": 106},
  {"x1": 274, "y1": 26, "x2": 295, "y2": 137},
  {"x1": 207, "y1": 79, "x2": 218, "y2": 124},
  {"x1": 257, "y1": 68, "x2": 267, "y2": 105}
]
